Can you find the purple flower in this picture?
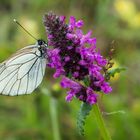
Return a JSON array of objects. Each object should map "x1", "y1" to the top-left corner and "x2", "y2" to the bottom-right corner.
[
  {"x1": 61, "y1": 77, "x2": 81, "y2": 90},
  {"x1": 47, "y1": 48, "x2": 65, "y2": 78},
  {"x1": 94, "y1": 51, "x2": 107, "y2": 66},
  {"x1": 61, "y1": 77, "x2": 82, "y2": 102},
  {"x1": 61, "y1": 77, "x2": 98, "y2": 105},
  {"x1": 86, "y1": 87, "x2": 98, "y2": 105},
  {"x1": 43, "y1": 12, "x2": 112, "y2": 105},
  {"x1": 68, "y1": 16, "x2": 84, "y2": 31},
  {"x1": 75, "y1": 20, "x2": 84, "y2": 28},
  {"x1": 101, "y1": 82, "x2": 112, "y2": 93}
]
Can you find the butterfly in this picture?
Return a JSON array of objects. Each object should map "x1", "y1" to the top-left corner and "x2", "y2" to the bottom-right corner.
[{"x1": 0, "y1": 39, "x2": 48, "y2": 96}]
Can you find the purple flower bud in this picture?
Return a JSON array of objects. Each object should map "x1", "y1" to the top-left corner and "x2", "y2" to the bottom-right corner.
[
  {"x1": 88, "y1": 38, "x2": 96, "y2": 46},
  {"x1": 65, "y1": 92, "x2": 74, "y2": 102},
  {"x1": 75, "y1": 20, "x2": 84, "y2": 28},
  {"x1": 80, "y1": 30, "x2": 92, "y2": 45},
  {"x1": 61, "y1": 77, "x2": 81, "y2": 92},
  {"x1": 79, "y1": 60, "x2": 87, "y2": 66},
  {"x1": 76, "y1": 29, "x2": 83, "y2": 38},
  {"x1": 59, "y1": 16, "x2": 66, "y2": 22},
  {"x1": 64, "y1": 56, "x2": 70, "y2": 62},
  {"x1": 69, "y1": 16, "x2": 76, "y2": 26},
  {"x1": 101, "y1": 82, "x2": 112, "y2": 93},
  {"x1": 86, "y1": 87, "x2": 98, "y2": 105},
  {"x1": 94, "y1": 52, "x2": 107, "y2": 66},
  {"x1": 73, "y1": 72, "x2": 79, "y2": 78},
  {"x1": 53, "y1": 69, "x2": 65, "y2": 78},
  {"x1": 88, "y1": 65, "x2": 102, "y2": 78},
  {"x1": 66, "y1": 33, "x2": 75, "y2": 39},
  {"x1": 68, "y1": 16, "x2": 76, "y2": 31},
  {"x1": 67, "y1": 46, "x2": 73, "y2": 50}
]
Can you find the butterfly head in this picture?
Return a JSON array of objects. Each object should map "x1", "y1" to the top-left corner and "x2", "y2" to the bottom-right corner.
[
  {"x1": 37, "y1": 39, "x2": 47, "y2": 46},
  {"x1": 37, "y1": 39, "x2": 48, "y2": 58}
]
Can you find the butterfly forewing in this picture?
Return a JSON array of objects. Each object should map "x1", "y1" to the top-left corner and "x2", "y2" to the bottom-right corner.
[{"x1": 0, "y1": 44, "x2": 46, "y2": 96}]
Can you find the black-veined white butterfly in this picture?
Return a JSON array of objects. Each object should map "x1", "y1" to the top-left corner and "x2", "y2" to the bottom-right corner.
[{"x1": 0, "y1": 19, "x2": 48, "y2": 96}]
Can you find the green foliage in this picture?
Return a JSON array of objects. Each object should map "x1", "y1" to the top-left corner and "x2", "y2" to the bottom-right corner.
[
  {"x1": 107, "y1": 67, "x2": 126, "y2": 80},
  {"x1": 83, "y1": 76, "x2": 90, "y2": 87},
  {"x1": 77, "y1": 103, "x2": 92, "y2": 136}
]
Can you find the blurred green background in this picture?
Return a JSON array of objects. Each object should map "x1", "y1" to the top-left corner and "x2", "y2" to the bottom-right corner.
[{"x1": 0, "y1": 0, "x2": 140, "y2": 140}]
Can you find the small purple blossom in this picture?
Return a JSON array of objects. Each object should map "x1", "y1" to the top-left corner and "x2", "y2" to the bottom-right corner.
[
  {"x1": 61, "y1": 77, "x2": 82, "y2": 102},
  {"x1": 61, "y1": 77, "x2": 98, "y2": 105},
  {"x1": 68, "y1": 16, "x2": 84, "y2": 30},
  {"x1": 43, "y1": 12, "x2": 112, "y2": 105},
  {"x1": 86, "y1": 87, "x2": 97, "y2": 105},
  {"x1": 61, "y1": 77, "x2": 81, "y2": 91},
  {"x1": 47, "y1": 48, "x2": 65, "y2": 78},
  {"x1": 101, "y1": 82, "x2": 112, "y2": 93}
]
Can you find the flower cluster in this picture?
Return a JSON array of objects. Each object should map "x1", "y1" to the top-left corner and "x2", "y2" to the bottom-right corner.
[{"x1": 43, "y1": 13, "x2": 112, "y2": 105}]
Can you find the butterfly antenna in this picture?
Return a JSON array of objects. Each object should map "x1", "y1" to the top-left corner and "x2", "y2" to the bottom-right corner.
[{"x1": 13, "y1": 19, "x2": 38, "y2": 41}]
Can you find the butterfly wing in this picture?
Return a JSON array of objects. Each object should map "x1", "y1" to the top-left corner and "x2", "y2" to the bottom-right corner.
[{"x1": 0, "y1": 45, "x2": 46, "y2": 96}]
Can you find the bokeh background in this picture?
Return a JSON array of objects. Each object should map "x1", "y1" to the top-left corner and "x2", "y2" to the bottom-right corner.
[{"x1": 0, "y1": 0, "x2": 140, "y2": 140}]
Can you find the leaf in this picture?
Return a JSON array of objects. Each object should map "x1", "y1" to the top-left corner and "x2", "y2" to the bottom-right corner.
[
  {"x1": 106, "y1": 67, "x2": 126, "y2": 80},
  {"x1": 77, "y1": 102, "x2": 92, "y2": 135},
  {"x1": 67, "y1": 72, "x2": 72, "y2": 79},
  {"x1": 83, "y1": 76, "x2": 90, "y2": 86}
]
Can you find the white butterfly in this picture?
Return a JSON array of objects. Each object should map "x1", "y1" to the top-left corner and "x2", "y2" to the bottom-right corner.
[{"x1": 0, "y1": 39, "x2": 48, "y2": 96}]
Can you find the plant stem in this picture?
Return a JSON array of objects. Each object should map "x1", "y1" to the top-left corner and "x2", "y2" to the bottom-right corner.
[
  {"x1": 50, "y1": 97, "x2": 61, "y2": 140},
  {"x1": 93, "y1": 103, "x2": 112, "y2": 140}
]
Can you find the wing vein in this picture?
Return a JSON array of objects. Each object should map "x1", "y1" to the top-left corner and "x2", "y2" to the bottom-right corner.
[
  {"x1": 17, "y1": 80, "x2": 21, "y2": 96},
  {"x1": 1, "y1": 70, "x2": 18, "y2": 94},
  {"x1": 25, "y1": 74, "x2": 29, "y2": 94},
  {"x1": 7, "y1": 56, "x2": 37, "y2": 67},
  {"x1": 0, "y1": 67, "x2": 20, "y2": 82},
  {"x1": 8, "y1": 74, "x2": 18, "y2": 95},
  {"x1": 35, "y1": 60, "x2": 41, "y2": 88}
]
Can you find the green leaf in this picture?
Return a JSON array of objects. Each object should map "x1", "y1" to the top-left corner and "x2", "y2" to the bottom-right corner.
[
  {"x1": 67, "y1": 72, "x2": 72, "y2": 79},
  {"x1": 83, "y1": 76, "x2": 90, "y2": 86},
  {"x1": 106, "y1": 67, "x2": 126, "y2": 80},
  {"x1": 77, "y1": 102, "x2": 92, "y2": 135}
]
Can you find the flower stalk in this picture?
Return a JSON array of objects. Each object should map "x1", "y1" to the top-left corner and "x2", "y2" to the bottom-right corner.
[{"x1": 93, "y1": 104, "x2": 112, "y2": 140}]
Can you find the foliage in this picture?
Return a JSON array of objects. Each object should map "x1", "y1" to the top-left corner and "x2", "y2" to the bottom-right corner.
[
  {"x1": 106, "y1": 67, "x2": 126, "y2": 80},
  {"x1": 77, "y1": 103, "x2": 92, "y2": 135}
]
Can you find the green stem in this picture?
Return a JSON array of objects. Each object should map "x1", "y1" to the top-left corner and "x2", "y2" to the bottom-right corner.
[
  {"x1": 50, "y1": 97, "x2": 61, "y2": 140},
  {"x1": 93, "y1": 104, "x2": 112, "y2": 140}
]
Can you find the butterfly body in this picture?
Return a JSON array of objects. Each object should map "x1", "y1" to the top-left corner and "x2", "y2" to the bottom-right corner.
[{"x1": 0, "y1": 39, "x2": 48, "y2": 96}]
